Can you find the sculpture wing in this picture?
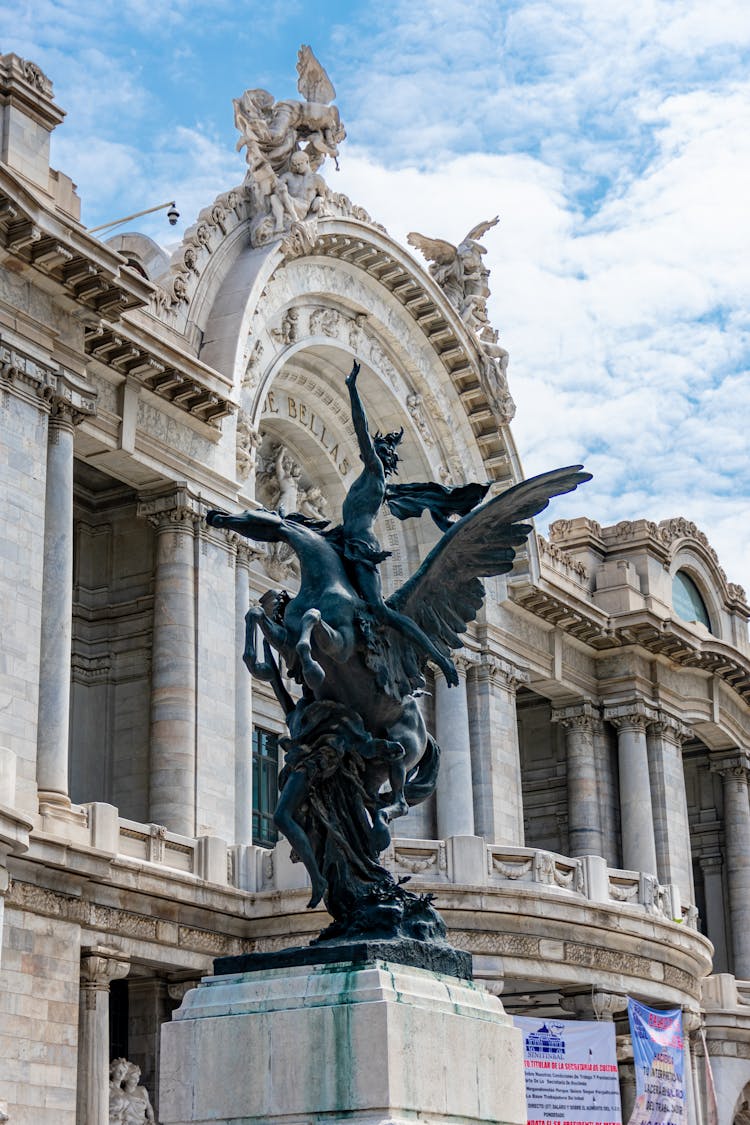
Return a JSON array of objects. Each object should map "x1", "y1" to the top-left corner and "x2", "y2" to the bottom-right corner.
[
  {"x1": 388, "y1": 467, "x2": 591, "y2": 664},
  {"x1": 406, "y1": 232, "x2": 458, "y2": 266},
  {"x1": 465, "y1": 216, "x2": 499, "y2": 242},
  {"x1": 297, "y1": 45, "x2": 336, "y2": 104}
]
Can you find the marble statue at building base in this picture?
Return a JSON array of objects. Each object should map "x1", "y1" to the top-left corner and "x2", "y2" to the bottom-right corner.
[{"x1": 159, "y1": 959, "x2": 526, "y2": 1125}]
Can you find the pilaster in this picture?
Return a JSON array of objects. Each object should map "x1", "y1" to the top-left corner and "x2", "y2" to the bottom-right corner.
[
  {"x1": 436, "y1": 653, "x2": 475, "y2": 839},
  {"x1": 467, "y1": 654, "x2": 529, "y2": 845}
]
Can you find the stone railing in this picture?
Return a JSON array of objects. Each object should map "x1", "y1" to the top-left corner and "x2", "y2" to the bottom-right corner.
[
  {"x1": 84, "y1": 803, "x2": 229, "y2": 885},
  {"x1": 80, "y1": 807, "x2": 696, "y2": 930}
]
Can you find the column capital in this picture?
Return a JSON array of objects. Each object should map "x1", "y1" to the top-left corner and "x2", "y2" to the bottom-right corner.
[
  {"x1": 137, "y1": 483, "x2": 202, "y2": 530},
  {"x1": 710, "y1": 749, "x2": 750, "y2": 780},
  {"x1": 472, "y1": 652, "x2": 530, "y2": 691},
  {"x1": 225, "y1": 531, "x2": 265, "y2": 567},
  {"x1": 80, "y1": 948, "x2": 129, "y2": 990},
  {"x1": 551, "y1": 700, "x2": 601, "y2": 731},
  {"x1": 682, "y1": 1007, "x2": 703, "y2": 1034},
  {"x1": 699, "y1": 853, "x2": 723, "y2": 874},
  {"x1": 560, "y1": 990, "x2": 627, "y2": 1021},
  {"x1": 603, "y1": 699, "x2": 655, "y2": 731},
  {"x1": 647, "y1": 710, "x2": 691, "y2": 744}
]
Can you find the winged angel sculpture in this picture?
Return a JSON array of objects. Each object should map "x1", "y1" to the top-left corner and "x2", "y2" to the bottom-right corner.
[
  {"x1": 208, "y1": 363, "x2": 590, "y2": 944},
  {"x1": 407, "y1": 217, "x2": 499, "y2": 326}
]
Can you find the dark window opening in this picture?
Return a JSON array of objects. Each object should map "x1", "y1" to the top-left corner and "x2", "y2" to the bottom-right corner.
[{"x1": 253, "y1": 726, "x2": 279, "y2": 847}]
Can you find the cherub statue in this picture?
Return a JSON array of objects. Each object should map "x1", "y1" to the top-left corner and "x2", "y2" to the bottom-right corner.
[
  {"x1": 407, "y1": 217, "x2": 499, "y2": 330},
  {"x1": 272, "y1": 445, "x2": 302, "y2": 515}
]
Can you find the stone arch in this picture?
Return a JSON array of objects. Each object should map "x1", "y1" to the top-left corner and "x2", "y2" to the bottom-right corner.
[{"x1": 188, "y1": 216, "x2": 523, "y2": 490}]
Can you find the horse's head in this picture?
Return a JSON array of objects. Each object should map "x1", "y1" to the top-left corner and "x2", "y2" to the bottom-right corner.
[{"x1": 206, "y1": 508, "x2": 286, "y2": 543}]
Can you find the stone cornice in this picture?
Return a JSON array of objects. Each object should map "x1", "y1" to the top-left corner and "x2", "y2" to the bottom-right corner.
[
  {"x1": 614, "y1": 616, "x2": 750, "y2": 706},
  {"x1": 509, "y1": 577, "x2": 615, "y2": 649},
  {"x1": 0, "y1": 166, "x2": 151, "y2": 320},
  {"x1": 84, "y1": 320, "x2": 234, "y2": 428}
]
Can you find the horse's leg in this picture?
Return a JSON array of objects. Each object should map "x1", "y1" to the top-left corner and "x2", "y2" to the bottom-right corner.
[
  {"x1": 247, "y1": 604, "x2": 289, "y2": 653},
  {"x1": 296, "y1": 608, "x2": 353, "y2": 692},
  {"x1": 376, "y1": 699, "x2": 427, "y2": 830},
  {"x1": 273, "y1": 771, "x2": 328, "y2": 909}
]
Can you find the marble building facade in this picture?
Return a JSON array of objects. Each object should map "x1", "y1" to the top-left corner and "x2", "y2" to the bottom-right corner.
[{"x1": 0, "y1": 48, "x2": 749, "y2": 1125}]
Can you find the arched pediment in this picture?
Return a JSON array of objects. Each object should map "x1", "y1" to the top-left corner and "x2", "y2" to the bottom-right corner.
[
  {"x1": 164, "y1": 209, "x2": 522, "y2": 490},
  {"x1": 659, "y1": 518, "x2": 748, "y2": 615}
]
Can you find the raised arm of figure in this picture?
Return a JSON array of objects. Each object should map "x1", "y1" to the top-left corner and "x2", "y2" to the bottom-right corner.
[{"x1": 345, "y1": 361, "x2": 380, "y2": 474}]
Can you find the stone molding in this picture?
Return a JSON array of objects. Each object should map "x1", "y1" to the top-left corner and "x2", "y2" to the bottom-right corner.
[
  {"x1": 0, "y1": 334, "x2": 96, "y2": 417},
  {"x1": 0, "y1": 52, "x2": 60, "y2": 130}
]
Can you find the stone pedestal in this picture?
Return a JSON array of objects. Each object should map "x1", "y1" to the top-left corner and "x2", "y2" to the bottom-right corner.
[{"x1": 159, "y1": 959, "x2": 526, "y2": 1125}]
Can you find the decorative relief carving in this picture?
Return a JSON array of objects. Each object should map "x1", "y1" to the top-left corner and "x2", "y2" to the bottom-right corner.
[
  {"x1": 449, "y1": 929, "x2": 541, "y2": 958},
  {"x1": 564, "y1": 942, "x2": 655, "y2": 979},
  {"x1": 538, "y1": 535, "x2": 589, "y2": 582},
  {"x1": 405, "y1": 392, "x2": 435, "y2": 446},
  {"x1": 236, "y1": 410, "x2": 261, "y2": 481},
  {"x1": 0, "y1": 336, "x2": 97, "y2": 417}
]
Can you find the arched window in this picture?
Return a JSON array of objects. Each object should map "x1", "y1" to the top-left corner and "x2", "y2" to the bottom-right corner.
[{"x1": 672, "y1": 570, "x2": 713, "y2": 632}]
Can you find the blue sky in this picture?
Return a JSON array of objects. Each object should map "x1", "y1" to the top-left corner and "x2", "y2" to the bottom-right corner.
[{"x1": 2, "y1": 0, "x2": 749, "y2": 587}]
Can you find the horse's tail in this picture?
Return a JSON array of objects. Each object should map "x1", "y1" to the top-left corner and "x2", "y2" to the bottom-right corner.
[{"x1": 404, "y1": 735, "x2": 441, "y2": 807}]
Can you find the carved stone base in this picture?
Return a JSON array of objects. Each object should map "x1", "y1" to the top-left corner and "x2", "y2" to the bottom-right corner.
[
  {"x1": 214, "y1": 936, "x2": 473, "y2": 981},
  {"x1": 160, "y1": 960, "x2": 526, "y2": 1125}
]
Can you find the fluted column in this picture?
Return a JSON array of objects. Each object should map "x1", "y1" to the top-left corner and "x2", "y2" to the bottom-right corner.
[
  {"x1": 435, "y1": 655, "x2": 474, "y2": 838},
  {"x1": 138, "y1": 488, "x2": 200, "y2": 837},
  {"x1": 36, "y1": 405, "x2": 78, "y2": 808},
  {"x1": 77, "y1": 950, "x2": 129, "y2": 1125},
  {"x1": 647, "y1": 711, "x2": 694, "y2": 905},
  {"x1": 711, "y1": 750, "x2": 750, "y2": 979},
  {"x1": 467, "y1": 654, "x2": 529, "y2": 844},
  {"x1": 605, "y1": 702, "x2": 658, "y2": 877},
  {"x1": 234, "y1": 543, "x2": 254, "y2": 845},
  {"x1": 552, "y1": 702, "x2": 605, "y2": 858}
]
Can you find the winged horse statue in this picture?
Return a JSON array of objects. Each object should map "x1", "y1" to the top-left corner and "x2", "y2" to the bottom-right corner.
[{"x1": 207, "y1": 362, "x2": 590, "y2": 943}]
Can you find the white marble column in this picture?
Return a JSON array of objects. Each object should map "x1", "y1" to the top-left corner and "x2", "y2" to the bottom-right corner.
[
  {"x1": 467, "y1": 654, "x2": 529, "y2": 844},
  {"x1": 77, "y1": 950, "x2": 129, "y2": 1125},
  {"x1": 36, "y1": 405, "x2": 77, "y2": 808},
  {"x1": 234, "y1": 543, "x2": 254, "y2": 845},
  {"x1": 605, "y1": 703, "x2": 658, "y2": 877},
  {"x1": 553, "y1": 702, "x2": 605, "y2": 858},
  {"x1": 647, "y1": 711, "x2": 694, "y2": 906},
  {"x1": 711, "y1": 751, "x2": 750, "y2": 979},
  {"x1": 435, "y1": 656, "x2": 474, "y2": 838},
  {"x1": 138, "y1": 489, "x2": 199, "y2": 837}
]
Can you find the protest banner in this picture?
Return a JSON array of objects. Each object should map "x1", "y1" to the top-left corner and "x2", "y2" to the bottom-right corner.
[
  {"x1": 627, "y1": 999, "x2": 686, "y2": 1125},
  {"x1": 514, "y1": 1016, "x2": 622, "y2": 1125}
]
